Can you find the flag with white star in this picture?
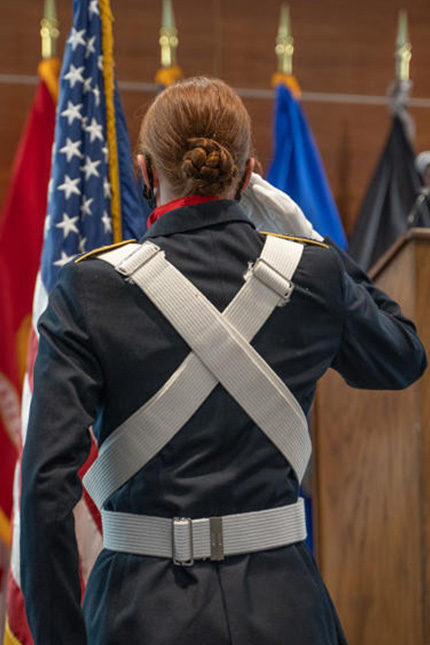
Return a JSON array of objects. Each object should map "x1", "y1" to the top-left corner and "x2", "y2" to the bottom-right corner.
[
  {"x1": 10, "y1": 2, "x2": 149, "y2": 627},
  {"x1": 42, "y1": 0, "x2": 147, "y2": 293}
]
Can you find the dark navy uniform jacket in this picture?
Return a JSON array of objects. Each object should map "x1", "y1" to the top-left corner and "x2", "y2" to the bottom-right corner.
[{"x1": 20, "y1": 200, "x2": 427, "y2": 645}]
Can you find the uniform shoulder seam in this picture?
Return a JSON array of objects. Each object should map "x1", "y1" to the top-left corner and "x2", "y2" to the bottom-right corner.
[
  {"x1": 259, "y1": 230, "x2": 329, "y2": 249},
  {"x1": 75, "y1": 239, "x2": 137, "y2": 264}
]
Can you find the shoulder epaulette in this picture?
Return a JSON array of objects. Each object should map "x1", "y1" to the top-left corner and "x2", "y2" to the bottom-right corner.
[
  {"x1": 259, "y1": 230, "x2": 329, "y2": 249},
  {"x1": 75, "y1": 239, "x2": 137, "y2": 264}
]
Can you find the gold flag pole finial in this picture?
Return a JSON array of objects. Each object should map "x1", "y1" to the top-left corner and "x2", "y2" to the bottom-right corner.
[
  {"x1": 395, "y1": 9, "x2": 411, "y2": 80},
  {"x1": 155, "y1": 0, "x2": 182, "y2": 87},
  {"x1": 271, "y1": 5, "x2": 300, "y2": 97},
  {"x1": 40, "y1": 0, "x2": 59, "y2": 59},
  {"x1": 276, "y1": 5, "x2": 294, "y2": 76},
  {"x1": 389, "y1": 9, "x2": 414, "y2": 141}
]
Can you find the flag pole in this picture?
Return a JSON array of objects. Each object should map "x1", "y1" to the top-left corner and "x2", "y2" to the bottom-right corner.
[
  {"x1": 38, "y1": 0, "x2": 61, "y2": 103},
  {"x1": 388, "y1": 10, "x2": 414, "y2": 141},
  {"x1": 155, "y1": 0, "x2": 182, "y2": 88},
  {"x1": 395, "y1": 13, "x2": 429, "y2": 227},
  {"x1": 276, "y1": 5, "x2": 293, "y2": 76},
  {"x1": 40, "y1": 0, "x2": 59, "y2": 60},
  {"x1": 395, "y1": 9, "x2": 411, "y2": 81},
  {"x1": 271, "y1": 5, "x2": 300, "y2": 98}
]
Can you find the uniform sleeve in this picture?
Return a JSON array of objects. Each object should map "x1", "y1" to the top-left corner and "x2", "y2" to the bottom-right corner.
[
  {"x1": 20, "y1": 261, "x2": 103, "y2": 645},
  {"x1": 327, "y1": 239, "x2": 427, "y2": 389}
]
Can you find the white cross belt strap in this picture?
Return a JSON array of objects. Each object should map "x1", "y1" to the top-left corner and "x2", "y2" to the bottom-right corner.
[
  {"x1": 102, "y1": 499, "x2": 307, "y2": 565},
  {"x1": 84, "y1": 236, "x2": 311, "y2": 512},
  {"x1": 83, "y1": 234, "x2": 311, "y2": 563}
]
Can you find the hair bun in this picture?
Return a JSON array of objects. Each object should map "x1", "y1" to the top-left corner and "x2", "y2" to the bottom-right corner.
[
  {"x1": 181, "y1": 137, "x2": 238, "y2": 195},
  {"x1": 138, "y1": 77, "x2": 251, "y2": 197}
]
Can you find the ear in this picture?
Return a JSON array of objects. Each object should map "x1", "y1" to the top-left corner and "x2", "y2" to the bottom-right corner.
[
  {"x1": 242, "y1": 157, "x2": 255, "y2": 192},
  {"x1": 137, "y1": 154, "x2": 160, "y2": 188}
]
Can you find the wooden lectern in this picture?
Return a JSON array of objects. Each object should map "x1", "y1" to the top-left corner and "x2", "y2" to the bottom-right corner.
[{"x1": 314, "y1": 229, "x2": 430, "y2": 645}]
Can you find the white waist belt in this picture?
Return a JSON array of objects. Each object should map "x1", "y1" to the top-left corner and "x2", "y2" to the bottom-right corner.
[{"x1": 102, "y1": 498, "x2": 307, "y2": 566}]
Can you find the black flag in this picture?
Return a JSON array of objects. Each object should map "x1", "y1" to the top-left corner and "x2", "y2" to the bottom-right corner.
[{"x1": 348, "y1": 116, "x2": 430, "y2": 271}]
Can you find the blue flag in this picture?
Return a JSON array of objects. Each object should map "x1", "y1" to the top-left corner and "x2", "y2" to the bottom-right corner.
[
  {"x1": 42, "y1": 0, "x2": 148, "y2": 293},
  {"x1": 267, "y1": 84, "x2": 346, "y2": 248}
]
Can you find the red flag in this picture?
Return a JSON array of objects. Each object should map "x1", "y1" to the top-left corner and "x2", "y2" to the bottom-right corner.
[
  {"x1": 0, "y1": 57, "x2": 60, "y2": 645},
  {"x1": 5, "y1": 0, "x2": 145, "y2": 636}
]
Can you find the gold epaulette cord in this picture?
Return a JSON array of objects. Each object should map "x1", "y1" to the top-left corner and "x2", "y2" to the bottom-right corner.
[
  {"x1": 75, "y1": 239, "x2": 137, "y2": 264},
  {"x1": 259, "y1": 231, "x2": 329, "y2": 249}
]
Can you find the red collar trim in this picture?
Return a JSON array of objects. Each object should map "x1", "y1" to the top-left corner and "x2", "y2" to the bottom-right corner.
[{"x1": 147, "y1": 195, "x2": 220, "y2": 229}]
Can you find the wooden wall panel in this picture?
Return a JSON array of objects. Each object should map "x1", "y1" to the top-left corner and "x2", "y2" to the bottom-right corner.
[{"x1": 1, "y1": 0, "x2": 430, "y2": 233}]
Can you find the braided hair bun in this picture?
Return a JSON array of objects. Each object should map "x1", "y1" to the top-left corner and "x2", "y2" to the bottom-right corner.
[
  {"x1": 181, "y1": 138, "x2": 238, "y2": 195},
  {"x1": 138, "y1": 77, "x2": 252, "y2": 197}
]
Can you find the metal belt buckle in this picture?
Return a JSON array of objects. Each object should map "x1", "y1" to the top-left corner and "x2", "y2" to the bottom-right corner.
[
  {"x1": 209, "y1": 517, "x2": 225, "y2": 561},
  {"x1": 172, "y1": 517, "x2": 194, "y2": 566}
]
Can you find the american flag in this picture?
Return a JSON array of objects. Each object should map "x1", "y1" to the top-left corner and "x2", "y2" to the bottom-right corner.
[
  {"x1": 6, "y1": 1, "x2": 147, "y2": 642},
  {"x1": 43, "y1": 0, "x2": 117, "y2": 287}
]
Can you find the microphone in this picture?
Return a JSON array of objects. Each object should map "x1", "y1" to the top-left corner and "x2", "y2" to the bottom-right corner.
[{"x1": 407, "y1": 186, "x2": 430, "y2": 227}]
